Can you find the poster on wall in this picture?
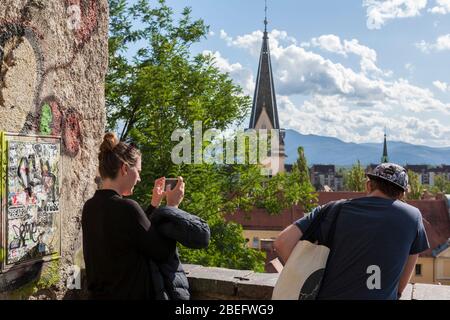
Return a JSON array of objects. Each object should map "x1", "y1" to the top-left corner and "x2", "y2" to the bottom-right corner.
[{"x1": 0, "y1": 132, "x2": 61, "y2": 272}]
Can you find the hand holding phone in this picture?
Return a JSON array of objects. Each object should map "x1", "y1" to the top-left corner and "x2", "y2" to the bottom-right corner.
[
  {"x1": 165, "y1": 176, "x2": 184, "y2": 208},
  {"x1": 165, "y1": 178, "x2": 178, "y2": 191}
]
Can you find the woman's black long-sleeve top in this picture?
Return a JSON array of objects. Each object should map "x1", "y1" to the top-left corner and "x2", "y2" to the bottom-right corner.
[{"x1": 81, "y1": 189, "x2": 174, "y2": 299}]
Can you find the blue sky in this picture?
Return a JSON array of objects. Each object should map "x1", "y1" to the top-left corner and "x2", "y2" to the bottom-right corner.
[{"x1": 134, "y1": 0, "x2": 450, "y2": 147}]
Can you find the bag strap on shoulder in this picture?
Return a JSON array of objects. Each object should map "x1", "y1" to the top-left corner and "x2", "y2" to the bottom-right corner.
[
  {"x1": 324, "y1": 199, "x2": 347, "y2": 248},
  {"x1": 301, "y1": 202, "x2": 332, "y2": 241},
  {"x1": 301, "y1": 199, "x2": 348, "y2": 246}
]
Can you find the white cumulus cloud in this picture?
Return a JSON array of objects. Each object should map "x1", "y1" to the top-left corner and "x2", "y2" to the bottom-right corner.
[
  {"x1": 202, "y1": 50, "x2": 255, "y2": 95},
  {"x1": 428, "y1": 0, "x2": 450, "y2": 14},
  {"x1": 310, "y1": 35, "x2": 347, "y2": 56},
  {"x1": 214, "y1": 29, "x2": 450, "y2": 146},
  {"x1": 221, "y1": 29, "x2": 297, "y2": 57},
  {"x1": 278, "y1": 95, "x2": 450, "y2": 147},
  {"x1": 416, "y1": 34, "x2": 450, "y2": 52},
  {"x1": 219, "y1": 30, "x2": 232, "y2": 44},
  {"x1": 433, "y1": 80, "x2": 449, "y2": 92},
  {"x1": 307, "y1": 34, "x2": 386, "y2": 76},
  {"x1": 363, "y1": 0, "x2": 428, "y2": 30},
  {"x1": 219, "y1": 29, "x2": 450, "y2": 115}
]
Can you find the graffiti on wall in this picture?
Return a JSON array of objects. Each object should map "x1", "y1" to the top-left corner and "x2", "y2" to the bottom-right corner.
[
  {"x1": 38, "y1": 97, "x2": 82, "y2": 157},
  {"x1": 66, "y1": 0, "x2": 99, "y2": 47},
  {"x1": 0, "y1": 22, "x2": 44, "y2": 116},
  {"x1": 0, "y1": 0, "x2": 101, "y2": 158},
  {"x1": 1, "y1": 134, "x2": 61, "y2": 268}
]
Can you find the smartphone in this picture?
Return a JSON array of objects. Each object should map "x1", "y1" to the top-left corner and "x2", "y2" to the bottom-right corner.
[{"x1": 165, "y1": 178, "x2": 178, "y2": 190}]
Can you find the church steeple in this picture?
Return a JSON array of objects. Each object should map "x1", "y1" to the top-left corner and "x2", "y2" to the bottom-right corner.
[
  {"x1": 264, "y1": 0, "x2": 268, "y2": 33},
  {"x1": 381, "y1": 130, "x2": 389, "y2": 163},
  {"x1": 248, "y1": 0, "x2": 280, "y2": 131}
]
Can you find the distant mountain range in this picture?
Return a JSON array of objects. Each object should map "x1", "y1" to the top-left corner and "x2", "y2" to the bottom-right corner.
[{"x1": 284, "y1": 129, "x2": 450, "y2": 166}]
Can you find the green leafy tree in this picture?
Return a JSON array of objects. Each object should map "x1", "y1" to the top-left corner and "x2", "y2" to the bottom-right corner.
[
  {"x1": 294, "y1": 147, "x2": 310, "y2": 183},
  {"x1": 345, "y1": 160, "x2": 366, "y2": 192},
  {"x1": 107, "y1": 0, "x2": 250, "y2": 190},
  {"x1": 407, "y1": 170, "x2": 422, "y2": 200},
  {"x1": 107, "y1": 0, "x2": 260, "y2": 270},
  {"x1": 106, "y1": 0, "x2": 318, "y2": 271},
  {"x1": 284, "y1": 147, "x2": 317, "y2": 211},
  {"x1": 431, "y1": 174, "x2": 450, "y2": 194},
  {"x1": 220, "y1": 144, "x2": 317, "y2": 215},
  {"x1": 175, "y1": 164, "x2": 266, "y2": 271}
]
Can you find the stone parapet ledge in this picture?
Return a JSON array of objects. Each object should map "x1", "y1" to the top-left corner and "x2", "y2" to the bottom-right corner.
[
  {"x1": 184, "y1": 264, "x2": 450, "y2": 300},
  {"x1": 184, "y1": 264, "x2": 278, "y2": 300}
]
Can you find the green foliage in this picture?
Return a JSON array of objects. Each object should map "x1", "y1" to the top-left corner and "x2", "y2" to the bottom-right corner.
[
  {"x1": 107, "y1": 0, "x2": 251, "y2": 202},
  {"x1": 217, "y1": 145, "x2": 317, "y2": 215},
  {"x1": 107, "y1": 0, "x2": 260, "y2": 270},
  {"x1": 407, "y1": 170, "x2": 422, "y2": 200},
  {"x1": 172, "y1": 161, "x2": 315, "y2": 271},
  {"x1": 285, "y1": 147, "x2": 317, "y2": 211},
  {"x1": 174, "y1": 164, "x2": 265, "y2": 271},
  {"x1": 344, "y1": 160, "x2": 366, "y2": 192},
  {"x1": 431, "y1": 174, "x2": 450, "y2": 194},
  {"x1": 294, "y1": 147, "x2": 309, "y2": 182}
]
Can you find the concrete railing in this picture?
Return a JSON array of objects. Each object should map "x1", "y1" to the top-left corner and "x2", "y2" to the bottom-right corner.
[
  {"x1": 183, "y1": 264, "x2": 450, "y2": 300},
  {"x1": 18, "y1": 263, "x2": 449, "y2": 300}
]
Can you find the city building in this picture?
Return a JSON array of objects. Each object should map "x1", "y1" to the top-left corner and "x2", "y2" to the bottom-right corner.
[
  {"x1": 406, "y1": 164, "x2": 450, "y2": 187},
  {"x1": 310, "y1": 164, "x2": 344, "y2": 191}
]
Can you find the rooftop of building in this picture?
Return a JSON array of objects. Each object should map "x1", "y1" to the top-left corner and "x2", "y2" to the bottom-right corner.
[{"x1": 310, "y1": 164, "x2": 336, "y2": 173}]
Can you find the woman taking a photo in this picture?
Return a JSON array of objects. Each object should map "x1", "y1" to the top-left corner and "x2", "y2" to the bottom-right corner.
[{"x1": 82, "y1": 133, "x2": 209, "y2": 299}]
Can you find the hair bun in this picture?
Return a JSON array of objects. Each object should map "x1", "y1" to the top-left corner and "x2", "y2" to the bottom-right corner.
[{"x1": 100, "y1": 132, "x2": 119, "y2": 153}]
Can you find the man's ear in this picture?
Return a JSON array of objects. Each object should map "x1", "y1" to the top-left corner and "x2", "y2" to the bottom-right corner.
[{"x1": 366, "y1": 179, "x2": 372, "y2": 193}]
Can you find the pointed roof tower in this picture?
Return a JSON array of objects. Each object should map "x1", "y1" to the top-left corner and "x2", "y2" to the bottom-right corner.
[
  {"x1": 381, "y1": 129, "x2": 389, "y2": 163},
  {"x1": 248, "y1": 0, "x2": 281, "y2": 131}
]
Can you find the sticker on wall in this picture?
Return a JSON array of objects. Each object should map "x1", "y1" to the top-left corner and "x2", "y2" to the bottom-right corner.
[{"x1": 0, "y1": 132, "x2": 61, "y2": 272}]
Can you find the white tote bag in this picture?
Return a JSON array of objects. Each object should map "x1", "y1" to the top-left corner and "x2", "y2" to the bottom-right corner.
[
  {"x1": 272, "y1": 200, "x2": 345, "y2": 300},
  {"x1": 272, "y1": 240, "x2": 330, "y2": 300}
]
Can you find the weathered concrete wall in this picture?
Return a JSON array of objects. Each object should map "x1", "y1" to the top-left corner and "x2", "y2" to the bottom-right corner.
[
  {"x1": 0, "y1": 0, "x2": 108, "y2": 299},
  {"x1": 182, "y1": 264, "x2": 450, "y2": 300}
]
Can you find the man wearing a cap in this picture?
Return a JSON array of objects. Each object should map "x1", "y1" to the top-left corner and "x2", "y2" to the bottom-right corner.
[{"x1": 274, "y1": 163, "x2": 429, "y2": 299}]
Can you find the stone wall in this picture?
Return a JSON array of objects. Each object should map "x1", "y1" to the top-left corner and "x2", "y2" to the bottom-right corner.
[
  {"x1": 0, "y1": 0, "x2": 108, "y2": 299},
  {"x1": 64, "y1": 264, "x2": 450, "y2": 300},
  {"x1": 183, "y1": 264, "x2": 450, "y2": 300}
]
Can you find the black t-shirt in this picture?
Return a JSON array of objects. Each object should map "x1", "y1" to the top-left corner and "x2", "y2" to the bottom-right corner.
[
  {"x1": 81, "y1": 189, "x2": 174, "y2": 299},
  {"x1": 295, "y1": 196, "x2": 430, "y2": 300}
]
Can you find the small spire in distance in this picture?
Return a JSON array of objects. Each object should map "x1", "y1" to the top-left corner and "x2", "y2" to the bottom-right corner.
[{"x1": 381, "y1": 128, "x2": 389, "y2": 163}]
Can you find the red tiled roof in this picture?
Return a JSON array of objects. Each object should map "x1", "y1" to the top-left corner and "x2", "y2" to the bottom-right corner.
[
  {"x1": 225, "y1": 206, "x2": 304, "y2": 231},
  {"x1": 406, "y1": 200, "x2": 450, "y2": 257},
  {"x1": 225, "y1": 192, "x2": 366, "y2": 231}
]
